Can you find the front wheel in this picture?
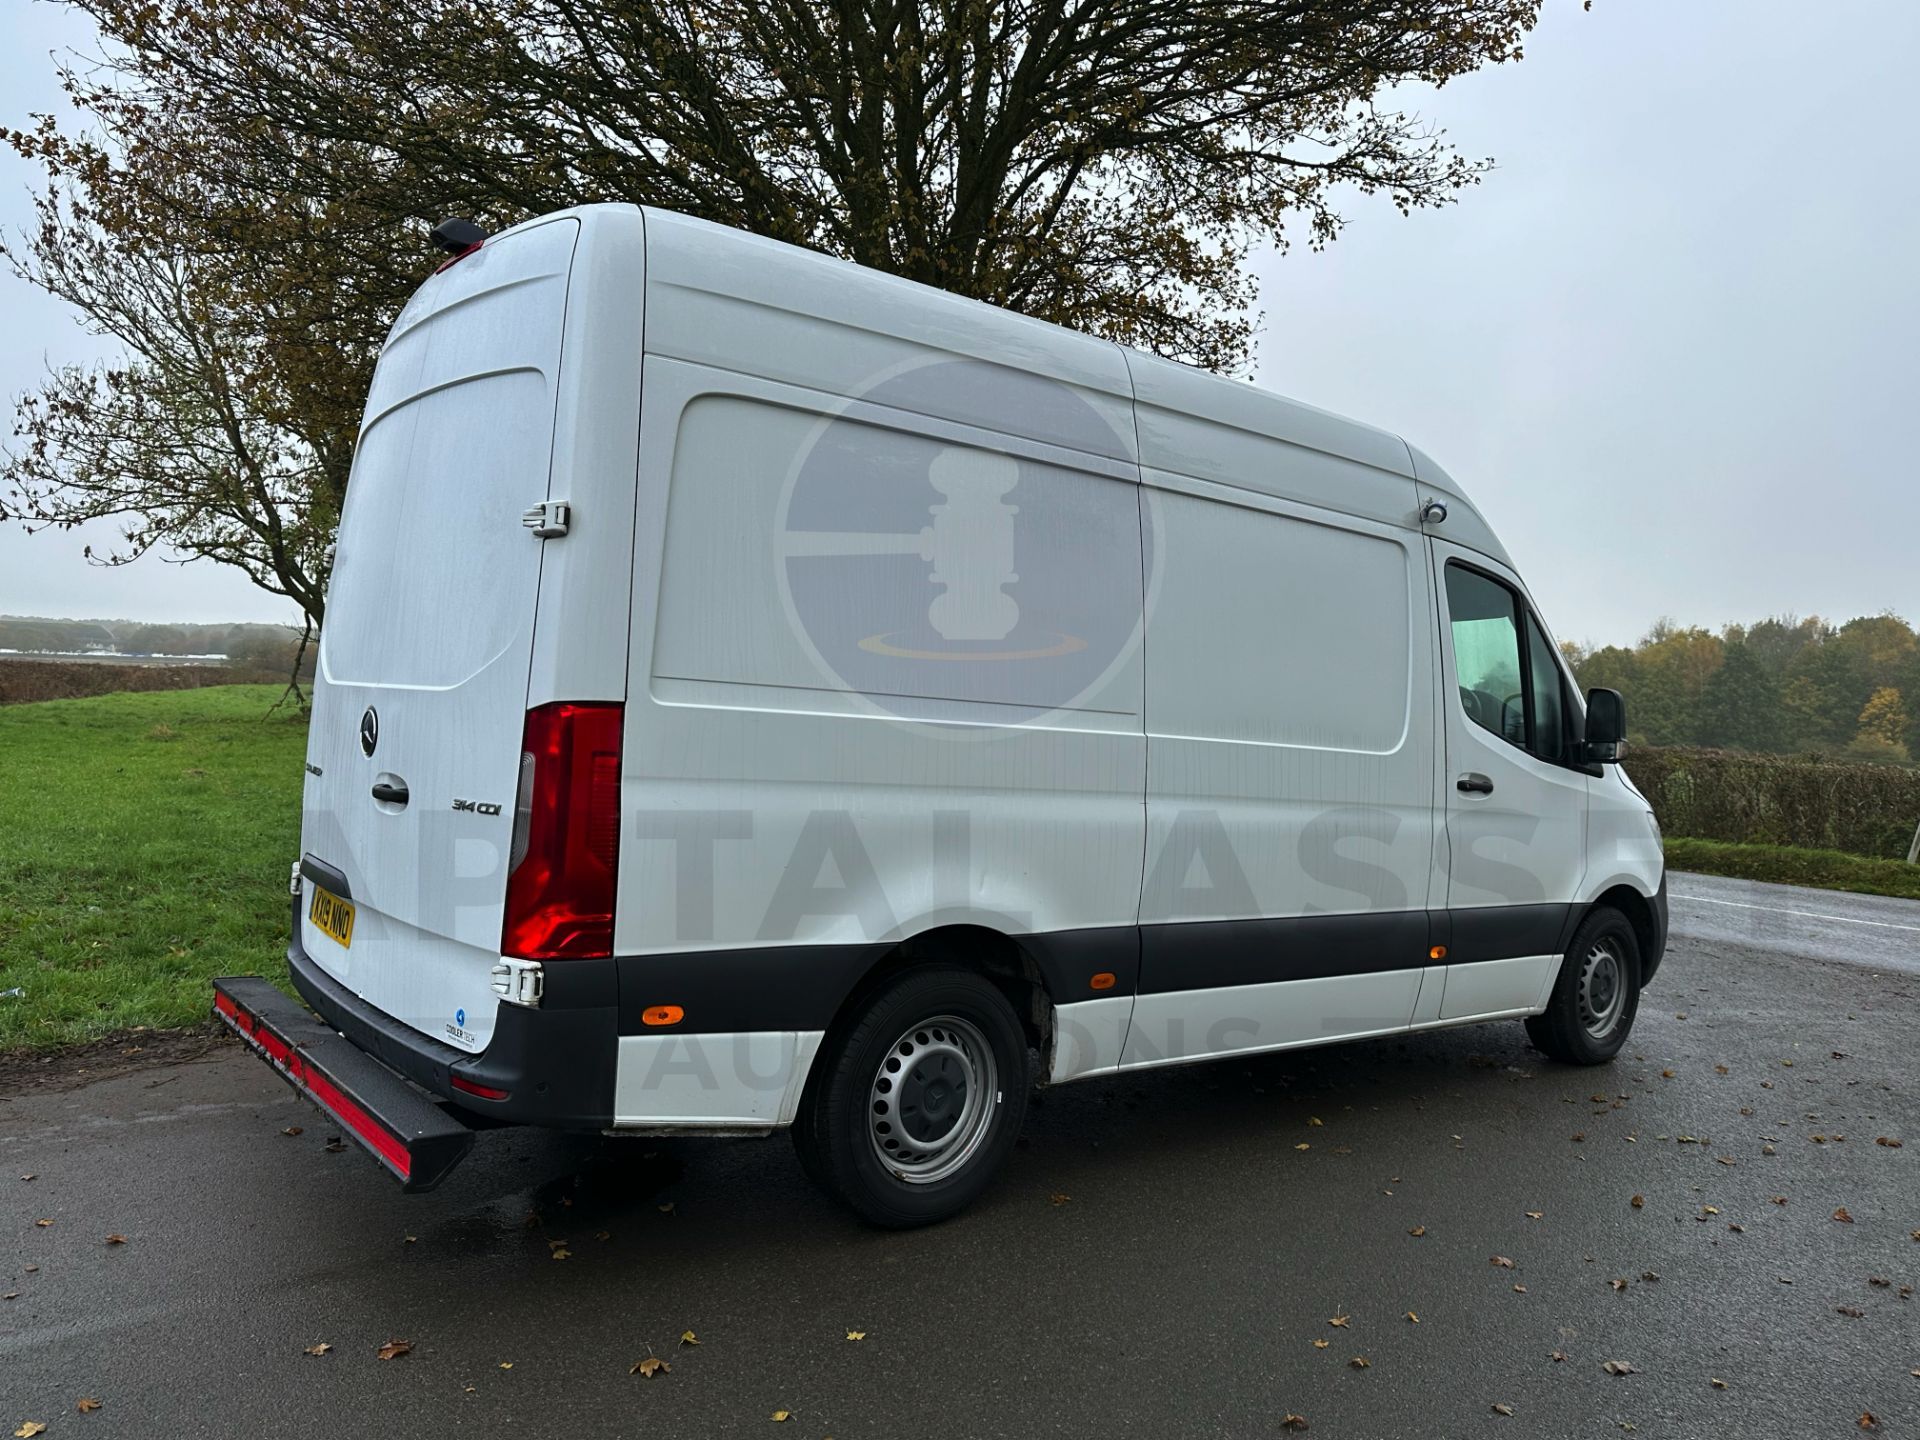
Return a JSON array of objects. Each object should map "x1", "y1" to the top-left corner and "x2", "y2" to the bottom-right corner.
[
  {"x1": 793, "y1": 966, "x2": 1030, "y2": 1227},
  {"x1": 1525, "y1": 908, "x2": 1642, "y2": 1065}
]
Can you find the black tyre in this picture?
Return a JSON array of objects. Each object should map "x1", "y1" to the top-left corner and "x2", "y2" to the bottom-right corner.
[
  {"x1": 794, "y1": 966, "x2": 1030, "y2": 1228},
  {"x1": 1525, "y1": 907, "x2": 1642, "y2": 1065}
]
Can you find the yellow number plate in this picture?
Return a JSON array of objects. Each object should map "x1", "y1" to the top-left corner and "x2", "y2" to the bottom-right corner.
[{"x1": 308, "y1": 885, "x2": 355, "y2": 949}]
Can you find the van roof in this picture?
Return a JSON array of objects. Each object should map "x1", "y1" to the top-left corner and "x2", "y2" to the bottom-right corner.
[{"x1": 449, "y1": 202, "x2": 1508, "y2": 565}]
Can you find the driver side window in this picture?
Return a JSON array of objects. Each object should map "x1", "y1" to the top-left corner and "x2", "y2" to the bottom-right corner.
[{"x1": 1444, "y1": 563, "x2": 1527, "y2": 748}]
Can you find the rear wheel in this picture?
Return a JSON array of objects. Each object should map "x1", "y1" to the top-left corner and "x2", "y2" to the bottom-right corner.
[
  {"x1": 794, "y1": 966, "x2": 1029, "y2": 1228},
  {"x1": 1525, "y1": 908, "x2": 1642, "y2": 1065}
]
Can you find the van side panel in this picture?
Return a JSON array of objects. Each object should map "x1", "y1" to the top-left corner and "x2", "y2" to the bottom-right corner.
[
  {"x1": 1123, "y1": 393, "x2": 1439, "y2": 1068},
  {"x1": 611, "y1": 212, "x2": 1146, "y2": 1119}
]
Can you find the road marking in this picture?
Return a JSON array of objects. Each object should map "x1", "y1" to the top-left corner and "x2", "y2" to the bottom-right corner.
[{"x1": 1670, "y1": 892, "x2": 1920, "y2": 934}]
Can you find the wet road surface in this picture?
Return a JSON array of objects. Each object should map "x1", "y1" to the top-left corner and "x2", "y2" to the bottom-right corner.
[{"x1": 5, "y1": 873, "x2": 1918, "y2": 1438}]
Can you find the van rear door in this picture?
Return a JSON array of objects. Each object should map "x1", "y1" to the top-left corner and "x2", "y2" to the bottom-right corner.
[{"x1": 298, "y1": 216, "x2": 580, "y2": 1054}]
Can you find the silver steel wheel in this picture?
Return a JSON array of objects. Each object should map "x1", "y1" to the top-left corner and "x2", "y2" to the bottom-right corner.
[
  {"x1": 1576, "y1": 939, "x2": 1628, "y2": 1040},
  {"x1": 867, "y1": 1015, "x2": 999, "y2": 1185}
]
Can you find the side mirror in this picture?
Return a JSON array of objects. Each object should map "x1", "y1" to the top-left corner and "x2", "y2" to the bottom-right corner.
[{"x1": 1581, "y1": 687, "x2": 1627, "y2": 764}]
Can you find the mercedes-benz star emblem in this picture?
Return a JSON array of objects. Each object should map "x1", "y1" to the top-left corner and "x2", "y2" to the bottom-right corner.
[{"x1": 359, "y1": 707, "x2": 379, "y2": 757}]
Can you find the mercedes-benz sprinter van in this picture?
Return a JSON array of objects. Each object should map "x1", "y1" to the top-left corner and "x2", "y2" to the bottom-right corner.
[{"x1": 216, "y1": 203, "x2": 1667, "y2": 1226}]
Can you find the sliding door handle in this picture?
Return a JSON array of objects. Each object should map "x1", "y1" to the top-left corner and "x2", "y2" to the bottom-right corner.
[{"x1": 1456, "y1": 772, "x2": 1494, "y2": 795}]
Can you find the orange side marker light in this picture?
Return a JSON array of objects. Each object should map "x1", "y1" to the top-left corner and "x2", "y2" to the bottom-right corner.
[
  {"x1": 1429, "y1": 945, "x2": 1448, "y2": 961},
  {"x1": 1089, "y1": 972, "x2": 1117, "y2": 992},
  {"x1": 642, "y1": 1005, "x2": 685, "y2": 1027}
]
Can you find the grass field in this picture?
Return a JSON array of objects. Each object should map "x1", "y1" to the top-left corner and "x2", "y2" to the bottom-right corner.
[
  {"x1": 0, "y1": 686, "x2": 305, "y2": 1052},
  {"x1": 1663, "y1": 836, "x2": 1920, "y2": 902}
]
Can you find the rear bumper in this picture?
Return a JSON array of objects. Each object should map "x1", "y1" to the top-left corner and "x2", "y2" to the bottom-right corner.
[
  {"x1": 213, "y1": 976, "x2": 475, "y2": 1191},
  {"x1": 284, "y1": 912, "x2": 619, "y2": 1131}
]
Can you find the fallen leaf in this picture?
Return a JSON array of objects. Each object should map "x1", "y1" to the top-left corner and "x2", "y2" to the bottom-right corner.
[
  {"x1": 376, "y1": 1339, "x2": 413, "y2": 1361},
  {"x1": 1860, "y1": 1414, "x2": 1879, "y2": 1430},
  {"x1": 281, "y1": 1126, "x2": 303, "y2": 1136},
  {"x1": 1641, "y1": 1271, "x2": 1661, "y2": 1283},
  {"x1": 33, "y1": 1220, "x2": 51, "y2": 1228},
  {"x1": 499, "y1": 1362, "x2": 512, "y2": 1370},
  {"x1": 75, "y1": 1399, "x2": 101, "y2": 1413},
  {"x1": 845, "y1": 1331, "x2": 866, "y2": 1341},
  {"x1": 1549, "y1": 1350, "x2": 1569, "y2": 1363},
  {"x1": 1603, "y1": 1360, "x2": 1640, "y2": 1376},
  {"x1": 1714, "y1": 1065, "x2": 1729, "y2": 1074},
  {"x1": 1312, "y1": 1339, "x2": 1330, "y2": 1350},
  {"x1": 1610, "y1": 1279, "x2": 1629, "y2": 1292},
  {"x1": 1834, "y1": 1208, "x2": 1855, "y2": 1224},
  {"x1": 1328, "y1": 1315, "x2": 1349, "y2": 1328},
  {"x1": 771, "y1": 1411, "x2": 791, "y2": 1423},
  {"x1": 1774, "y1": 1196, "x2": 1789, "y2": 1206},
  {"x1": 19, "y1": 1176, "x2": 34, "y2": 1182},
  {"x1": 3, "y1": 1294, "x2": 17, "y2": 1302},
  {"x1": 1294, "y1": 1143, "x2": 1311, "y2": 1152},
  {"x1": 324, "y1": 1139, "x2": 345, "y2": 1153},
  {"x1": 1836, "y1": 1306, "x2": 1865, "y2": 1318},
  {"x1": 1348, "y1": 1356, "x2": 1369, "y2": 1369},
  {"x1": 1405, "y1": 1312, "x2": 1419, "y2": 1323},
  {"x1": 1876, "y1": 1137, "x2": 1903, "y2": 1149},
  {"x1": 1571, "y1": 1133, "x2": 1585, "y2": 1142},
  {"x1": 680, "y1": 1330, "x2": 700, "y2": 1346},
  {"x1": 1525, "y1": 1211, "x2": 1543, "y2": 1220},
  {"x1": 630, "y1": 1357, "x2": 668, "y2": 1378},
  {"x1": 1491, "y1": 1256, "x2": 1515, "y2": 1269},
  {"x1": 1728, "y1": 1223, "x2": 1745, "y2": 1233},
  {"x1": 1281, "y1": 1416, "x2": 1308, "y2": 1432},
  {"x1": 1049, "y1": 1193, "x2": 1072, "y2": 1206},
  {"x1": 1308, "y1": 1117, "x2": 1323, "y2": 1127},
  {"x1": 551, "y1": 1248, "x2": 572, "y2": 1260},
  {"x1": 1661, "y1": 1070, "x2": 1675, "y2": 1079},
  {"x1": 595, "y1": 1231, "x2": 611, "y2": 1242},
  {"x1": 1408, "y1": 1226, "x2": 1426, "y2": 1237},
  {"x1": 1493, "y1": 1403, "x2": 1515, "y2": 1417},
  {"x1": 658, "y1": 1202, "x2": 676, "y2": 1215},
  {"x1": 303, "y1": 1343, "x2": 332, "y2": 1356},
  {"x1": 1512, "y1": 1284, "x2": 1527, "y2": 1294},
  {"x1": 1711, "y1": 1378, "x2": 1727, "y2": 1389},
  {"x1": 1630, "y1": 1195, "x2": 1644, "y2": 1209},
  {"x1": 16, "y1": 1425, "x2": 48, "y2": 1438},
  {"x1": 1870, "y1": 1276, "x2": 1891, "y2": 1288},
  {"x1": 104, "y1": 1235, "x2": 127, "y2": 1246}
]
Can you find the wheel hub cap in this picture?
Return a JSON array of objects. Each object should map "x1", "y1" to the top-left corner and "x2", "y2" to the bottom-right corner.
[
  {"x1": 868, "y1": 1016, "x2": 998, "y2": 1185},
  {"x1": 1577, "y1": 940, "x2": 1627, "y2": 1040}
]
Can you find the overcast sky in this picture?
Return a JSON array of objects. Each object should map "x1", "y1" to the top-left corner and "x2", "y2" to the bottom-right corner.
[{"x1": 2, "y1": 0, "x2": 1916, "y2": 644}]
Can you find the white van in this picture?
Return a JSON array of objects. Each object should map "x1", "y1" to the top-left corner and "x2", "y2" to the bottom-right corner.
[{"x1": 215, "y1": 203, "x2": 1667, "y2": 1226}]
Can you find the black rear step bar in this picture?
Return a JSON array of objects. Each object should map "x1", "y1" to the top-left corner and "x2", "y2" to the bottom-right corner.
[{"x1": 212, "y1": 976, "x2": 475, "y2": 1192}]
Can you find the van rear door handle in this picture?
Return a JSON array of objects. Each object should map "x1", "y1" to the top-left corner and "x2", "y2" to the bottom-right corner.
[
  {"x1": 1456, "y1": 772, "x2": 1494, "y2": 795},
  {"x1": 371, "y1": 781, "x2": 410, "y2": 807}
]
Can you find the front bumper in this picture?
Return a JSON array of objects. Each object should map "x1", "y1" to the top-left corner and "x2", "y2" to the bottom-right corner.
[{"x1": 1644, "y1": 872, "x2": 1670, "y2": 983}]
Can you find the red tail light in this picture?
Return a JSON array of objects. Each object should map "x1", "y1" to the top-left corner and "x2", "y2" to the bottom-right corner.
[{"x1": 501, "y1": 702, "x2": 624, "y2": 960}]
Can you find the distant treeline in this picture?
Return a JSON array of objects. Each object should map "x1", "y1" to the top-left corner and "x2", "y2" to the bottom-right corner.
[
  {"x1": 0, "y1": 615, "x2": 305, "y2": 670},
  {"x1": 1568, "y1": 613, "x2": 1919, "y2": 766}
]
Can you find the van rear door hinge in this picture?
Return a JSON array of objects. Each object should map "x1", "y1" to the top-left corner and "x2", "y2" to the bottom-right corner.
[{"x1": 521, "y1": 500, "x2": 571, "y2": 538}]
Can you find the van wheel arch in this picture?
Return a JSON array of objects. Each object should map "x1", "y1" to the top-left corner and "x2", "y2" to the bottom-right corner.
[
  {"x1": 1581, "y1": 886, "x2": 1658, "y2": 985},
  {"x1": 800, "y1": 924, "x2": 1054, "y2": 1107}
]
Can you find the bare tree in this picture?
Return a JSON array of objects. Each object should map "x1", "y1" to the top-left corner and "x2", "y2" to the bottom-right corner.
[{"x1": 1, "y1": 190, "x2": 336, "y2": 625}]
